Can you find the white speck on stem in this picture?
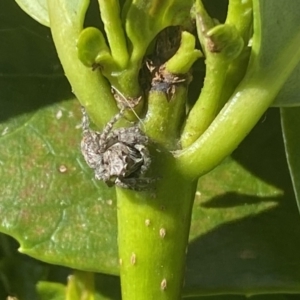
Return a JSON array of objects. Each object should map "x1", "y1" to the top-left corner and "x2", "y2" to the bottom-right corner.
[
  {"x1": 130, "y1": 253, "x2": 136, "y2": 265},
  {"x1": 159, "y1": 228, "x2": 166, "y2": 238},
  {"x1": 161, "y1": 278, "x2": 167, "y2": 291},
  {"x1": 145, "y1": 219, "x2": 151, "y2": 226}
]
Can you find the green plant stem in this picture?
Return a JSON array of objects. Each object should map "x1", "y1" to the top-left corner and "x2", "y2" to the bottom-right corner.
[
  {"x1": 143, "y1": 86, "x2": 187, "y2": 149},
  {"x1": 105, "y1": 64, "x2": 142, "y2": 98},
  {"x1": 98, "y1": 0, "x2": 129, "y2": 68},
  {"x1": 117, "y1": 151, "x2": 196, "y2": 300},
  {"x1": 181, "y1": 0, "x2": 250, "y2": 148},
  {"x1": 226, "y1": 0, "x2": 253, "y2": 43},
  {"x1": 47, "y1": 0, "x2": 118, "y2": 128},
  {"x1": 176, "y1": 30, "x2": 300, "y2": 179},
  {"x1": 181, "y1": 56, "x2": 229, "y2": 148}
]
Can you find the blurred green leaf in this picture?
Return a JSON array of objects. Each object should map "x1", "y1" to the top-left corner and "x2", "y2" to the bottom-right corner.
[
  {"x1": 37, "y1": 282, "x2": 66, "y2": 300},
  {"x1": 37, "y1": 273, "x2": 122, "y2": 300},
  {"x1": 15, "y1": 0, "x2": 50, "y2": 26},
  {"x1": 281, "y1": 107, "x2": 300, "y2": 212}
]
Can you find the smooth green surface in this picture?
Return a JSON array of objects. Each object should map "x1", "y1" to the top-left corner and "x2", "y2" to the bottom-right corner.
[
  {"x1": 117, "y1": 157, "x2": 196, "y2": 299},
  {"x1": 273, "y1": 65, "x2": 300, "y2": 107},
  {"x1": 258, "y1": 1, "x2": 300, "y2": 107}
]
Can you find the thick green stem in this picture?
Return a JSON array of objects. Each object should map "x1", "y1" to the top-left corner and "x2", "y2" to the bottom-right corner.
[
  {"x1": 117, "y1": 151, "x2": 196, "y2": 300},
  {"x1": 47, "y1": 0, "x2": 118, "y2": 128},
  {"x1": 106, "y1": 64, "x2": 142, "y2": 98},
  {"x1": 143, "y1": 86, "x2": 187, "y2": 149}
]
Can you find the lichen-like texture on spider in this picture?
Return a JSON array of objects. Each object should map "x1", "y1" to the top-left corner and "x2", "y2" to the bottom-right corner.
[{"x1": 80, "y1": 106, "x2": 152, "y2": 191}]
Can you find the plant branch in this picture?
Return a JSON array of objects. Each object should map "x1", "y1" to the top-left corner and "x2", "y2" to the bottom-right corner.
[
  {"x1": 176, "y1": 29, "x2": 300, "y2": 178},
  {"x1": 226, "y1": 0, "x2": 253, "y2": 43},
  {"x1": 98, "y1": 0, "x2": 129, "y2": 68},
  {"x1": 181, "y1": 1, "x2": 245, "y2": 148},
  {"x1": 47, "y1": 0, "x2": 118, "y2": 128},
  {"x1": 117, "y1": 152, "x2": 196, "y2": 300}
]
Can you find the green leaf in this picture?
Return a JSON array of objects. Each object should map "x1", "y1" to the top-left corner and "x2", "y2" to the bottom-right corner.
[
  {"x1": 0, "y1": 4, "x2": 118, "y2": 273},
  {"x1": 0, "y1": 98, "x2": 118, "y2": 273},
  {"x1": 250, "y1": 1, "x2": 300, "y2": 72},
  {"x1": 15, "y1": 0, "x2": 50, "y2": 26},
  {"x1": 184, "y1": 109, "x2": 300, "y2": 296},
  {"x1": 257, "y1": 2, "x2": 300, "y2": 107},
  {"x1": 281, "y1": 107, "x2": 300, "y2": 212},
  {"x1": 272, "y1": 64, "x2": 300, "y2": 107}
]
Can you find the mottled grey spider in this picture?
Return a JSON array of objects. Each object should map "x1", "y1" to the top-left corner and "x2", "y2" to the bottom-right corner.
[{"x1": 80, "y1": 106, "x2": 152, "y2": 190}]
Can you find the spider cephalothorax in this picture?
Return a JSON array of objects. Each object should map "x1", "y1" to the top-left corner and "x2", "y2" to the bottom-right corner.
[{"x1": 80, "y1": 106, "x2": 152, "y2": 190}]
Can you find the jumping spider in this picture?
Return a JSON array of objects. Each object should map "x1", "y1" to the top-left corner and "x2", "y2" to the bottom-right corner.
[{"x1": 80, "y1": 105, "x2": 152, "y2": 190}]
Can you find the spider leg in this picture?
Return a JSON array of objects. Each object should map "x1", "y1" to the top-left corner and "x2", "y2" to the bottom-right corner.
[{"x1": 99, "y1": 108, "x2": 126, "y2": 151}]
